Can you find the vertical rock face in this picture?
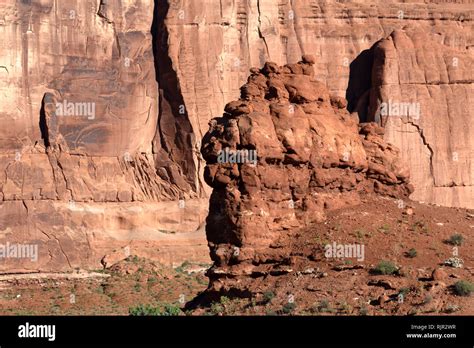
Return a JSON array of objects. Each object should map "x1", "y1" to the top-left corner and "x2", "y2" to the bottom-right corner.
[
  {"x1": 364, "y1": 28, "x2": 473, "y2": 208},
  {"x1": 1, "y1": 0, "x2": 155, "y2": 156},
  {"x1": 0, "y1": 0, "x2": 209, "y2": 272},
  {"x1": 200, "y1": 58, "x2": 412, "y2": 293}
]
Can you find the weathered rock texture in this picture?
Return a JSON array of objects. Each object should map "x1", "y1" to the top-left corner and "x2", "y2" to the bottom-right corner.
[
  {"x1": 156, "y1": 0, "x2": 473, "y2": 208},
  {"x1": 201, "y1": 58, "x2": 412, "y2": 293},
  {"x1": 364, "y1": 28, "x2": 473, "y2": 208},
  {"x1": 0, "y1": 0, "x2": 208, "y2": 272}
]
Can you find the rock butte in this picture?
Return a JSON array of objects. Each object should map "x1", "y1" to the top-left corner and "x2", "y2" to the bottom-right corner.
[
  {"x1": 0, "y1": 0, "x2": 472, "y2": 272},
  {"x1": 201, "y1": 57, "x2": 412, "y2": 294}
]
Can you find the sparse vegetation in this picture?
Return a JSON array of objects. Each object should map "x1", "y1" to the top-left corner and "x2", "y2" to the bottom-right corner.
[
  {"x1": 210, "y1": 302, "x2": 224, "y2": 315},
  {"x1": 220, "y1": 296, "x2": 230, "y2": 306},
  {"x1": 399, "y1": 287, "x2": 410, "y2": 297},
  {"x1": 312, "y1": 299, "x2": 333, "y2": 313},
  {"x1": 339, "y1": 302, "x2": 352, "y2": 314},
  {"x1": 175, "y1": 260, "x2": 192, "y2": 273},
  {"x1": 372, "y1": 261, "x2": 398, "y2": 275},
  {"x1": 95, "y1": 285, "x2": 105, "y2": 294},
  {"x1": 447, "y1": 234, "x2": 464, "y2": 246},
  {"x1": 263, "y1": 291, "x2": 275, "y2": 304},
  {"x1": 129, "y1": 303, "x2": 182, "y2": 316},
  {"x1": 354, "y1": 229, "x2": 367, "y2": 240},
  {"x1": 378, "y1": 224, "x2": 391, "y2": 234},
  {"x1": 209, "y1": 296, "x2": 230, "y2": 315},
  {"x1": 453, "y1": 280, "x2": 473, "y2": 297},
  {"x1": 282, "y1": 302, "x2": 296, "y2": 314},
  {"x1": 406, "y1": 248, "x2": 417, "y2": 258}
]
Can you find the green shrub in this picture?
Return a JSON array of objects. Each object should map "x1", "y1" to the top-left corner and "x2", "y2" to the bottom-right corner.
[
  {"x1": 210, "y1": 302, "x2": 224, "y2": 315},
  {"x1": 129, "y1": 303, "x2": 181, "y2": 316},
  {"x1": 448, "y1": 234, "x2": 464, "y2": 246},
  {"x1": 372, "y1": 261, "x2": 398, "y2": 275},
  {"x1": 313, "y1": 299, "x2": 332, "y2": 313},
  {"x1": 162, "y1": 303, "x2": 182, "y2": 316},
  {"x1": 339, "y1": 302, "x2": 352, "y2": 314},
  {"x1": 282, "y1": 302, "x2": 296, "y2": 314},
  {"x1": 399, "y1": 287, "x2": 410, "y2": 296},
  {"x1": 263, "y1": 291, "x2": 275, "y2": 304},
  {"x1": 220, "y1": 296, "x2": 230, "y2": 305},
  {"x1": 453, "y1": 280, "x2": 474, "y2": 297}
]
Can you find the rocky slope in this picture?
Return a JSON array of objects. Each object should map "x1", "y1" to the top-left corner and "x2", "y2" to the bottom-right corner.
[
  {"x1": 200, "y1": 57, "x2": 413, "y2": 294},
  {"x1": 191, "y1": 196, "x2": 474, "y2": 315}
]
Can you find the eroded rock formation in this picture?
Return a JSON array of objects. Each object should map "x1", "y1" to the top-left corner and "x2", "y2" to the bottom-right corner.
[{"x1": 201, "y1": 58, "x2": 412, "y2": 294}]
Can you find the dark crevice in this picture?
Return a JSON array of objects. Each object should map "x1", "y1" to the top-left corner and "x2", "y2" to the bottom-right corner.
[
  {"x1": 39, "y1": 94, "x2": 50, "y2": 148},
  {"x1": 151, "y1": 0, "x2": 197, "y2": 193},
  {"x1": 345, "y1": 47, "x2": 375, "y2": 123},
  {"x1": 97, "y1": 0, "x2": 112, "y2": 23}
]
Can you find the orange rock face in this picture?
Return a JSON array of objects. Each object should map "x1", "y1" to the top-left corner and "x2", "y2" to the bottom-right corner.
[
  {"x1": 201, "y1": 58, "x2": 412, "y2": 292},
  {"x1": 0, "y1": 0, "x2": 209, "y2": 272},
  {"x1": 365, "y1": 28, "x2": 473, "y2": 208},
  {"x1": 156, "y1": 0, "x2": 473, "y2": 207}
]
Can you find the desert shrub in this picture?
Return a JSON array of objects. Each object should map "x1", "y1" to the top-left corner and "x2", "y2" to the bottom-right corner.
[
  {"x1": 129, "y1": 303, "x2": 181, "y2": 316},
  {"x1": 372, "y1": 261, "x2": 398, "y2": 275},
  {"x1": 282, "y1": 302, "x2": 296, "y2": 314},
  {"x1": 447, "y1": 234, "x2": 464, "y2": 246},
  {"x1": 263, "y1": 291, "x2": 275, "y2": 304},
  {"x1": 399, "y1": 287, "x2": 410, "y2": 296},
  {"x1": 407, "y1": 248, "x2": 417, "y2": 258},
  {"x1": 208, "y1": 296, "x2": 232, "y2": 315},
  {"x1": 313, "y1": 299, "x2": 332, "y2": 313},
  {"x1": 453, "y1": 280, "x2": 474, "y2": 296}
]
